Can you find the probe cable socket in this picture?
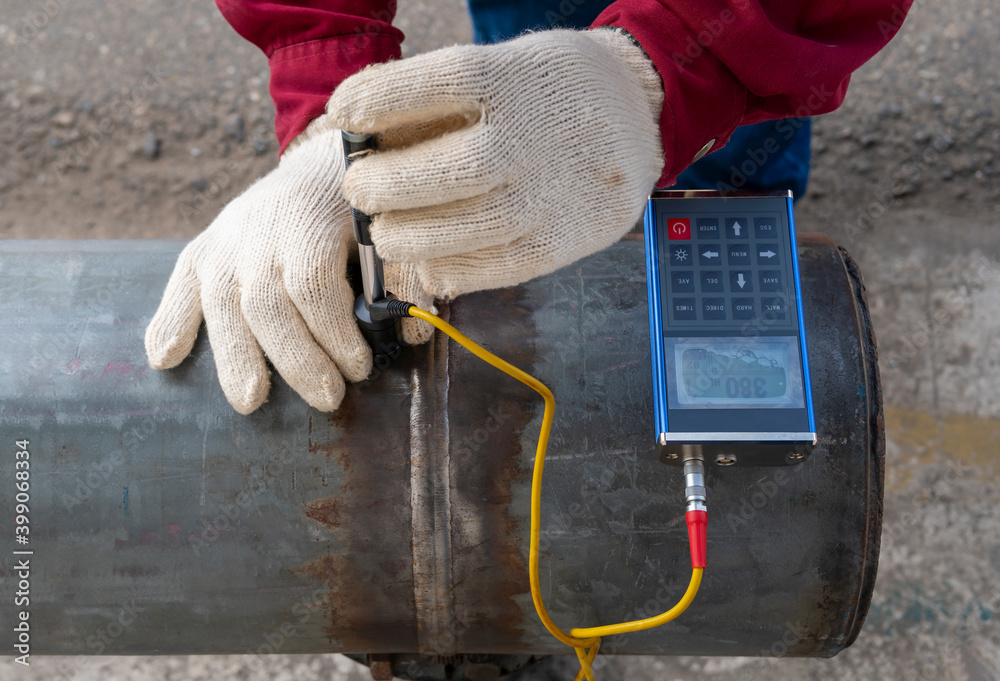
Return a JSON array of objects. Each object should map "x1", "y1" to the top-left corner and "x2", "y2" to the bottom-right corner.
[{"x1": 368, "y1": 298, "x2": 414, "y2": 322}]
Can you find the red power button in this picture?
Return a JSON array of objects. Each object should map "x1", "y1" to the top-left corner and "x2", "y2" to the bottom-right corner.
[{"x1": 668, "y1": 218, "x2": 691, "y2": 240}]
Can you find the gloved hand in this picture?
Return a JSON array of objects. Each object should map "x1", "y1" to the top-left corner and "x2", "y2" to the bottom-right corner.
[
  {"x1": 144, "y1": 117, "x2": 435, "y2": 414},
  {"x1": 327, "y1": 28, "x2": 665, "y2": 298}
]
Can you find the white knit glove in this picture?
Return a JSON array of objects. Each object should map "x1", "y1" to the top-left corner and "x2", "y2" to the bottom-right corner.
[
  {"x1": 326, "y1": 29, "x2": 665, "y2": 298},
  {"x1": 145, "y1": 117, "x2": 435, "y2": 414}
]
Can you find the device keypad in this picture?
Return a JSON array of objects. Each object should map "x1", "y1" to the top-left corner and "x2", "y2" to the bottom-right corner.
[{"x1": 661, "y1": 211, "x2": 796, "y2": 328}]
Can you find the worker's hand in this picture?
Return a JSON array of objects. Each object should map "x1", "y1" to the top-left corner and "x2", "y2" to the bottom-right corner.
[
  {"x1": 144, "y1": 117, "x2": 434, "y2": 414},
  {"x1": 327, "y1": 29, "x2": 665, "y2": 298}
]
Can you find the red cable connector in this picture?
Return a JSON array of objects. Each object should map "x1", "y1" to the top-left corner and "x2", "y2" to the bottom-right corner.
[{"x1": 686, "y1": 509, "x2": 707, "y2": 568}]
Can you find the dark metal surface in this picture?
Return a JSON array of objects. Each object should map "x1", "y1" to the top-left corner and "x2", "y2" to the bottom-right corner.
[{"x1": 0, "y1": 235, "x2": 882, "y2": 661}]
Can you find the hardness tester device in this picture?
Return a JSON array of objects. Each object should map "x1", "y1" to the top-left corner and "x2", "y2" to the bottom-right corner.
[
  {"x1": 644, "y1": 190, "x2": 816, "y2": 467},
  {"x1": 341, "y1": 133, "x2": 776, "y2": 679}
]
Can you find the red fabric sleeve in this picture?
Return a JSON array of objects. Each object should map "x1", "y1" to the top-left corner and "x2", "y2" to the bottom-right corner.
[
  {"x1": 216, "y1": 0, "x2": 404, "y2": 155},
  {"x1": 592, "y1": 0, "x2": 912, "y2": 186}
]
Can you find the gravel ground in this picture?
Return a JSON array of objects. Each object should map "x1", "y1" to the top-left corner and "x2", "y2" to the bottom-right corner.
[{"x1": 2, "y1": 0, "x2": 1000, "y2": 679}]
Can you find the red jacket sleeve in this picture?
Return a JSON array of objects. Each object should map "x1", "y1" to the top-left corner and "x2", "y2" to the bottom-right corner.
[
  {"x1": 592, "y1": 0, "x2": 913, "y2": 186},
  {"x1": 216, "y1": 0, "x2": 404, "y2": 155}
]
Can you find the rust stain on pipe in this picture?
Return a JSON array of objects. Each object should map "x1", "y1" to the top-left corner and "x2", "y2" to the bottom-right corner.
[
  {"x1": 293, "y1": 364, "x2": 421, "y2": 652},
  {"x1": 304, "y1": 497, "x2": 342, "y2": 527},
  {"x1": 446, "y1": 288, "x2": 536, "y2": 651}
]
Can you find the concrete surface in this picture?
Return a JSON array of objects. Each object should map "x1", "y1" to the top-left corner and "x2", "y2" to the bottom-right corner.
[{"x1": 1, "y1": 0, "x2": 999, "y2": 679}]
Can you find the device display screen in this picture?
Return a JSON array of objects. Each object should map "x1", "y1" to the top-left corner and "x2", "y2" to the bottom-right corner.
[{"x1": 665, "y1": 337, "x2": 805, "y2": 409}]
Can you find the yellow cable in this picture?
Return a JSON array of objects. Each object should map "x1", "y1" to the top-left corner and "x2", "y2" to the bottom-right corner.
[
  {"x1": 570, "y1": 568, "x2": 702, "y2": 639},
  {"x1": 408, "y1": 307, "x2": 701, "y2": 680},
  {"x1": 573, "y1": 641, "x2": 601, "y2": 681}
]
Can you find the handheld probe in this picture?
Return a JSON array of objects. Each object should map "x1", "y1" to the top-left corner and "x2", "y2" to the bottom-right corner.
[{"x1": 341, "y1": 131, "x2": 403, "y2": 367}]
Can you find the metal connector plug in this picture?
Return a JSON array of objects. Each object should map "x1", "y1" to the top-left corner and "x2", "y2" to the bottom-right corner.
[{"x1": 682, "y1": 445, "x2": 707, "y2": 514}]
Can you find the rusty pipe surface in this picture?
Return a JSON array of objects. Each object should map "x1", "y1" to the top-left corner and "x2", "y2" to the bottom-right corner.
[{"x1": 0, "y1": 235, "x2": 882, "y2": 659}]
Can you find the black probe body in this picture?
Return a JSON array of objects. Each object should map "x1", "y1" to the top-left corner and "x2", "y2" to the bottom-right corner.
[{"x1": 342, "y1": 131, "x2": 403, "y2": 366}]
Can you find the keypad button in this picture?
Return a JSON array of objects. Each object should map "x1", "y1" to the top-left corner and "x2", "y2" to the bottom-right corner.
[
  {"x1": 727, "y1": 244, "x2": 751, "y2": 266},
  {"x1": 761, "y1": 296, "x2": 788, "y2": 320},
  {"x1": 759, "y1": 270, "x2": 783, "y2": 292},
  {"x1": 725, "y1": 218, "x2": 749, "y2": 239},
  {"x1": 702, "y1": 297, "x2": 726, "y2": 320},
  {"x1": 672, "y1": 298, "x2": 697, "y2": 321},
  {"x1": 695, "y1": 218, "x2": 720, "y2": 239},
  {"x1": 754, "y1": 218, "x2": 779, "y2": 239},
  {"x1": 669, "y1": 244, "x2": 692, "y2": 265},
  {"x1": 730, "y1": 271, "x2": 753, "y2": 292},
  {"x1": 671, "y1": 270, "x2": 695, "y2": 293},
  {"x1": 756, "y1": 246, "x2": 780, "y2": 265},
  {"x1": 699, "y1": 244, "x2": 723, "y2": 265},
  {"x1": 700, "y1": 270, "x2": 724, "y2": 292},
  {"x1": 732, "y1": 298, "x2": 756, "y2": 320},
  {"x1": 667, "y1": 218, "x2": 691, "y2": 240}
]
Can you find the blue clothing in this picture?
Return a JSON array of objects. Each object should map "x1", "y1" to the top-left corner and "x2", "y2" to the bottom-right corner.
[{"x1": 465, "y1": 0, "x2": 812, "y2": 198}]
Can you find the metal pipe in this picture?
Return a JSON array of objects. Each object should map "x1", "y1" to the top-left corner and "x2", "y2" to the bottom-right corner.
[{"x1": 0, "y1": 235, "x2": 882, "y2": 667}]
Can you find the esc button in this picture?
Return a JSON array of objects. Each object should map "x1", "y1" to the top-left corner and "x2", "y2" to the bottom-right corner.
[{"x1": 754, "y1": 218, "x2": 779, "y2": 239}]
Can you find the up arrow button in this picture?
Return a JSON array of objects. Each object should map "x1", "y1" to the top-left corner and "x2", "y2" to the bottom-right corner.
[{"x1": 725, "y1": 218, "x2": 749, "y2": 239}]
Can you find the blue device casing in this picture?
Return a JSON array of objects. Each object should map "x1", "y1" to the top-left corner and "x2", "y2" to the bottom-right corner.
[{"x1": 644, "y1": 190, "x2": 815, "y2": 466}]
